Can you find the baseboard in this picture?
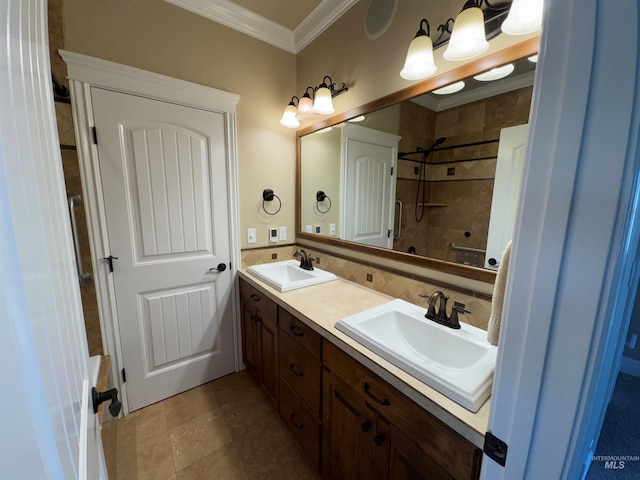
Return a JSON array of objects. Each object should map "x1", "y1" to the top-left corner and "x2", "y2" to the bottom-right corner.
[{"x1": 620, "y1": 356, "x2": 640, "y2": 377}]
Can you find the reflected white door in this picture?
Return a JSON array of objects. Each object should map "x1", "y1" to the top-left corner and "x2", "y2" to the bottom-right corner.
[
  {"x1": 341, "y1": 125, "x2": 399, "y2": 249},
  {"x1": 484, "y1": 124, "x2": 529, "y2": 269},
  {"x1": 92, "y1": 88, "x2": 235, "y2": 411}
]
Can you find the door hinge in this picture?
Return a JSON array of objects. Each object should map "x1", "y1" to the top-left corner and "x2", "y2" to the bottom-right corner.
[
  {"x1": 121, "y1": 368, "x2": 126, "y2": 383},
  {"x1": 484, "y1": 431, "x2": 508, "y2": 467},
  {"x1": 92, "y1": 126, "x2": 98, "y2": 145},
  {"x1": 390, "y1": 166, "x2": 394, "y2": 175}
]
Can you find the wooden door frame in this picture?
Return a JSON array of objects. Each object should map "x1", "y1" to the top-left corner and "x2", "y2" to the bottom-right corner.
[{"x1": 60, "y1": 50, "x2": 242, "y2": 415}]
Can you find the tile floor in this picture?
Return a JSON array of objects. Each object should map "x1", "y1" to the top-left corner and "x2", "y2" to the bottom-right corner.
[{"x1": 114, "y1": 371, "x2": 320, "y2": 479}]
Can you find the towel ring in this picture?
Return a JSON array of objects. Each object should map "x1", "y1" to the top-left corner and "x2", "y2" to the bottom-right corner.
[
  {"x1": 262, "y1": 189, "x2": 281, "y2": 216},
  {"x1": 315, "y1": 190, "x2": 332, "y2": 214}
]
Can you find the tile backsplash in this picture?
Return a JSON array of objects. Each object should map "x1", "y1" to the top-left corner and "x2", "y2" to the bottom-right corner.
[{"x1": 241, "y1": 245, "x2": 493, "y2": 330}]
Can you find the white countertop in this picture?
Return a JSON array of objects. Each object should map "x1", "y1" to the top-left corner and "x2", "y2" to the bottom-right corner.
[{"x1": 238, "y1": 269, "x2": 490, "y2": 448}]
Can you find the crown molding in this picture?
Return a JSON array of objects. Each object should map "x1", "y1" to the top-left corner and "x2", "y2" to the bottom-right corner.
[
  {"x1": 164, "y1": 0, "x2": 358, "y2": 54},
  {"x1": 294, "y1": 0, "x2": 359, "y2": 53},
  {"x1": 412, "y1": 71, "x2": 536, "y2": 112}
]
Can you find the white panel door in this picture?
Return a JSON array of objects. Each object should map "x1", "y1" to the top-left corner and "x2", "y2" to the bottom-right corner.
[
  {"x1": 484, "y1": 124, "x2": 529, "y2": 269},
  {"x1": 92, "y1": 88, "x2": 235, "y2": 411},
  {"x1": 1, "y1": 0, "x2": 105, "y2": 477},
  {"x1": 342, "y1": 139, "x2": 396, "y2": 248}
]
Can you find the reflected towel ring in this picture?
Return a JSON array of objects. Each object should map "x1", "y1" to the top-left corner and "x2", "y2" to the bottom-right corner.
[
  {"x1": 316, "y1": 190, "x2": 332, "y2": 214},
  {"x1": 262, "y1": 189, "x2": 282, "y2": 216}
]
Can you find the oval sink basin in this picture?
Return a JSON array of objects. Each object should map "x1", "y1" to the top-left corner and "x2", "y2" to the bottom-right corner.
[
  {"x1": 335, "y1": 298, "x2": 497, "y2": 412},
  {"x1": 247, "y1": 260, "x2": 337, "y2": 292}
]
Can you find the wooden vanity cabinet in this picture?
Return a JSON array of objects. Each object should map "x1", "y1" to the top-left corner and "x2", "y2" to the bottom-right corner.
[
  {"x1": 278, "y1": 307, "x2": 323, "y2": 471},
  {"x1": 239, "y1": 279, "x2": 278, "y2": 406},
  {"x1": 323, "y1": 342, "x2": 482, "y2": 480}
]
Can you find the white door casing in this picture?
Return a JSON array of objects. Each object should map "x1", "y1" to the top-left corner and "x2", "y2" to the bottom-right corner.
[
  {"x1": 92, "y1": 88, "x2": 236, "y2": 411},
  {"x1": 1, "y1": 1, "x2": 105, "y2": 477},
  {"x1": 484, "y1": 124, "x2": 529, "y2": 270},
  {"x1": 340, "y1": 124, "x2": 400, "y2": 249},
  {"x1": 61, "y1": 50, "x2": 241, "y2": 415}
]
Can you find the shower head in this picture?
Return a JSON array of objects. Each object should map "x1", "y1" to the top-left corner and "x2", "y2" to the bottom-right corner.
[{"x1": 432, "y1": 137, "x2": 446, "y2": 148}]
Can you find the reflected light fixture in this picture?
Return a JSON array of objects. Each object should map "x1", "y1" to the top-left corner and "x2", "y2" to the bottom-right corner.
[
  {"x1": 280, "y1": 76, "x2": 348, "y2": 128},
  {"x1": 348, "y1": 115, "x2": 366, "y2": 123},
  {"x1": 473, "y1": 63, "x2": 514, "y2": 81},
  {"x1": 432, "y1": 81, "x2": 466, "y2": 95},
  {"x1": 528, "y1": 54, "x2": 539, "y2": 63},
  {"x1": 444, "y1": 1, "x2": 489, "y2": 61},
  {"x1": 400, "y1": 19, "x2": 437, "y2": 80},
  {"x1": 502, "y1": 0, "x2": 543, "y2": 35}
]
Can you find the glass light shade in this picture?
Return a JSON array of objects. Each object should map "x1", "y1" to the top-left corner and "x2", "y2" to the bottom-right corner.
[
  {"x1": 432, "y1": 81, "x2": 465, "y2": 95},
  {"x1": 528, "y1": 54, "x2": 538, "y2": 63},
  {"x1": 443, "y1": 7, "x2": 488, "y2": 62},
  {"x1": 296, "y1": 95, "x2": 314, "y2": 119},
  {"x1": 400, "y1": 34, "x2": 437, "y2": 80},
  {"x1": 473, "y1": 63, "x2": 514, "y2": 82},
  {"x1": 279, "y1": 104, "x2": 300, "y2": 128},
  {"x1": 502, "y1": 0, "x2": 543, "y2": 35},
  {"x1": 348, "y1": 115, "x2": 365, "y2": 123},
  {"x1": 312, "y1": 86, "x2": 334, "y2": 114}
]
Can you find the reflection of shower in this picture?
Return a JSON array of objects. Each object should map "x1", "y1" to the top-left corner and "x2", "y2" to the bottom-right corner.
[{"x1": 415, "y1": 137, "x2": 446, "y2": 222}]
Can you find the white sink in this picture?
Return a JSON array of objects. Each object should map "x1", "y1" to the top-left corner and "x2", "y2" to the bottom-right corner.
[
  {"x1": 335, "y1": 298, "x2": 497, "y2": 412},
  {"x1": 246, "y1": 260, "x2": 337, "y2": 293}
]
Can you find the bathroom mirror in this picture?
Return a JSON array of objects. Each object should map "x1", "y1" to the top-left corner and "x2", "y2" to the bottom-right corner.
[{"x1": 296, "y1": 40, "x2": 538, "y2": 283}]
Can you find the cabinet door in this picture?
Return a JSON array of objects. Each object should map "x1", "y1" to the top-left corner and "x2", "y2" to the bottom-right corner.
[
  {"x1": 384, "y1": 422, "x2": 451, "y2": 480},
  {"x1": 241, "y1": 302, "x2": 260, "y2": 379},
  {"x1": 323, "y1": 369, "x2": 376, "y2": 480},
  {"x1": 260, "y1": 316, "x2": 278, "y2": 405}
]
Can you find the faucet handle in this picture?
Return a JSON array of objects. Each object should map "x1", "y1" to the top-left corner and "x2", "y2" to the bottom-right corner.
[{"x1": 449, "y1": 302, "x2": 471, "y2": 329}]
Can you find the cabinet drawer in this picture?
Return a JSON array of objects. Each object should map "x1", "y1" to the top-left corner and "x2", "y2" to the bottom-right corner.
[
  {"x1": 279, "y1": 308, "x2": 322, "y2": 360},
  {"x1": 279, "y1": 377, "x2": 321, "y2": 471},
  {"x1": 240, "y1": 279, "x2": 277, "y2": 322},
  {"x1": 279, "y1": 333, "x2": 321, "y2": 417},
  {"x1": 324, "y1": 341, "x2": 481, "y2": 480}
]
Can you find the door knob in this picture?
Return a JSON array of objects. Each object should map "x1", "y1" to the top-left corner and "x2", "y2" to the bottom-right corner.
[
  {"x1": 92, "y1": 387, "x2": 121, "y2": 417},
  {"x1": 209, "y1": 263, "x2": 227, "y2": 272}
]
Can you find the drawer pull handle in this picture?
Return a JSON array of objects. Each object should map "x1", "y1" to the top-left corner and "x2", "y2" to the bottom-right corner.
[
  {"x1": 289, "y1": 325, "x2": 305, "y2": 337},
  {"x1": 374, "y1": 434, "x2": 385, "y2": 446},
  {"x1": 363, "y1": 383, "x2": 390, "y2": 406},
  {"x1": 250, "y1": 294, "x2": 260, "y2": 302},
  {"x1": 289, "y1": 363, "x2": 304, "y2": 377},
  {"x1": 290, "y1": 413, "x2": 304, "y2": 430},
  {"x1": 251, "y1": 315, "x2": 261, "y2": 324},
  {"x1": 361, "y1": 421, "x2": 372, "y2": 433}
]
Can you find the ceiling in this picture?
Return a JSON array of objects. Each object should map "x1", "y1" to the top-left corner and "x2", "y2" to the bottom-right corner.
[{"x1": 163, "y1": 0, "x2": 360, "y2": 53}]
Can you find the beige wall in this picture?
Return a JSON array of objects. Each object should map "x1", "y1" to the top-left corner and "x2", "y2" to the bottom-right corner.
[{"x1": 63, "y1": 0, "x2": 297, "y2": 249}]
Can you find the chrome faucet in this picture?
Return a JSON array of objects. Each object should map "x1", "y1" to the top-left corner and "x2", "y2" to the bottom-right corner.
[
  {"x1": 293, "y1": 249, "x2": 314, "y2": 271},
  {"x1": 422, "y1": 291, "x2": 471, "y2": 329}
]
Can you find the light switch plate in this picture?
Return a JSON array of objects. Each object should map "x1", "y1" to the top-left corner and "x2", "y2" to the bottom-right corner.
[
  {"x1": 329, "y1": 223, "x2": 336, "y2": 236},
  {"x1": 247, "y1": 228, "x2": 256, "y2": 244},
  {"x1": 279, "y1": 226, "x2": 287, "y2": 241},
  {"x1": 305, "y1": 225, "x2": 313, "y2": 233}
]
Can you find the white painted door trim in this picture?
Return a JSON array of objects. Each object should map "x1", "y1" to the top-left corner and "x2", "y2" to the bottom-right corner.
[
  {"x1": 60, "y1": 50, "x2": 242, "y2": 414},
  {"x1": 481, "y1": 0, "x2": 640, "y2": 478}
]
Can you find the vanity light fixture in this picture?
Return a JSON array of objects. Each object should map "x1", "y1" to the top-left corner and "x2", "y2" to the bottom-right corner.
[
  {"x1": 400, "y1": 0, "x2": 543, "y2": 80},
  {"x1": 501, "y1": 0, "x2": 543, "y2": 35},
  {"x1": 444, "y1": 1, "x2": 490, "y2": 62},
  {"x1": 400, "y1": 19, "x2": 437, "y2": 80},
  {"x1": 280, "y1": 76, "x2": 348, "y2": 128},
  {"x1": 528, "y1": 54, "x2": 539, "y2": 63},
  {"x1": 348, "y1": 115, "x2": 366, "y2": 123},
  {"x1": 279, "y1": 97, "x2": 300, "y2": 128},
  {"x1": 473, "y1": 63, "x2": 514, "y2": 81}
]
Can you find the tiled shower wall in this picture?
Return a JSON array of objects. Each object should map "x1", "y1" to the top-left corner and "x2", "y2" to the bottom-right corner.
[
  {"x1": 394, "y1": 87, "x2": 533, "y2": 265},
  {"x1": 241, "y1": 245, "x2": 493, "y2": 330},
  {"x1": 49, "y1": 0, "x2": 104, "y2": 356}
]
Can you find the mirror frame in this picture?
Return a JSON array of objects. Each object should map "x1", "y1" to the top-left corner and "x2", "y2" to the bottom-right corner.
[{"x1": 296, "y1": 38, "x2": 539, "y2": 284}]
